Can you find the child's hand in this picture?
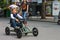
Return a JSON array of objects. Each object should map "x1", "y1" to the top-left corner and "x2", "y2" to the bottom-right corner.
[{"x1": 16, "y1": 19, "x2": 19, "y2": 22}]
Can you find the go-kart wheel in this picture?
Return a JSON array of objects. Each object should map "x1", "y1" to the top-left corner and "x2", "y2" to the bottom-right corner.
[
  {"x1": 25, "y1": 33, "x2": 28, "y2": 36},
  {"x1": 16, "y1": 29, "x2": 22, "y2": 38},
  {"x1": 5, "y1": 27, "x2": 10, "y2": 35},
  {"x1": 32, "y1": 28, "x2": 38, "y2": 36},
  {"x1": 57, "y1": 20, "x2": 60, "y2": 25}
]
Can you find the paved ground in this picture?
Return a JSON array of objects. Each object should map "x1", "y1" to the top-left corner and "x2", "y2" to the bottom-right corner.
[
  {"x1": 29, "y1": 16, "x2": 58, "y2": 22},
  {"x1": 0, "y1": 18, "x2": 60, "y2": 40}
]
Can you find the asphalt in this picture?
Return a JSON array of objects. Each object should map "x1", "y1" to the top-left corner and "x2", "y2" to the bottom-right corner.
[{"x1": 0, "y1": 18, "x2": 60, "y2": 40}]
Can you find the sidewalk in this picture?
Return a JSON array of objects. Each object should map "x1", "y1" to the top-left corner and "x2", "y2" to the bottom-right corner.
[
  {"x1": 0, "y1": 16, "x2": 58, "y2": 22},
  {"x1": 28, "y1": 16, "x2": 58, "y2": 22}
]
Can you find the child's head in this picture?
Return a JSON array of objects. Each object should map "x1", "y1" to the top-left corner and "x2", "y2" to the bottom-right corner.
[{"x1": 12, "y1": 8, "x2": 17, "y2": 14}]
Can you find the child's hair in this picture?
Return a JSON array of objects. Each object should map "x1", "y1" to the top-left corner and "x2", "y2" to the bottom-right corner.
[{"x1": 12, "y1": 8, "x2": 17, "y2": 11}]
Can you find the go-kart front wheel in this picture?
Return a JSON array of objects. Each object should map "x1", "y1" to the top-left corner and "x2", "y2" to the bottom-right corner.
[
  {"x1": 16, "y1": 29, "x2": 22, "y2": 38},
  {"x1": 32, "y1": 27, "x2": 38, "y2": 36},
  {"x1": 5, "y1": 27, "x2": 10, "y2": 35}
]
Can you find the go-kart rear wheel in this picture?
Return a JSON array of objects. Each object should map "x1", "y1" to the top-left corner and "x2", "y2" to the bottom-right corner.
[
  {"x1": 5, "y1": 27, "x2": 10, "y2": 35},
  {"x1": 32, "y1": 27, "x2": 38, "y2": 36},
  {"x1": 57, "y1": 20, "x2": 60, "y2": 25},
  {"x1": 16, "y1": 29, "x2": 22, "y2": 38}
]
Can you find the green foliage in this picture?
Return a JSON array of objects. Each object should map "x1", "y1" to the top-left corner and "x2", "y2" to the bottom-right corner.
[
  {"x1": 0, "y1": 0, "x2": 5, "y2": 7},
  {"x1": 0, "y1": 0, "x2": 22, "y2": 10},
  {"x1": 0, "y1": 0, "x2": 8, "y2": 10}
]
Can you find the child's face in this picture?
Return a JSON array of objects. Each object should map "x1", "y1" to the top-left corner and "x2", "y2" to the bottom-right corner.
[{"x1": 12, "y1": 9, "x2": 17, "y2": 14}]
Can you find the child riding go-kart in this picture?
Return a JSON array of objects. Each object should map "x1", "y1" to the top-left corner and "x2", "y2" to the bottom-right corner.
[{"x1": 5, "y1": 8, "x2": 38, "y2": 38}]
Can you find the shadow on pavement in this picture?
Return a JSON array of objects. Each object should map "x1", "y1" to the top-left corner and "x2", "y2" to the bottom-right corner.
[{"x1": 3, "y1": 33, "x2": 34, "y2": 38}]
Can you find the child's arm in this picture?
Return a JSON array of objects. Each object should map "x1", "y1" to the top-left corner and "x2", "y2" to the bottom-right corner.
[
  {"x1": 11, "y1": 14, "x2": 19, "y2": 22},
  {"x1": 11, "y1": 14, "x2": 16, "y2": 20},
  {"x1": 17, "y1": 14, "x2": 23, "y2": 19}
]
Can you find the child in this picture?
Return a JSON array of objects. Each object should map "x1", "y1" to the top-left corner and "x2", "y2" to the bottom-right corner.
[{"x1": 10, "y1": 8, "x2": 23, "y2": 28}]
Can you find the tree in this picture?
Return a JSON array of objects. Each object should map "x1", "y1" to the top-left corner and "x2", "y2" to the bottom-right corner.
[
  {"x1": 41, "y1": 0, "x2": 54, "y2": 19},
  {"x1": 41, "y1": 0, "x2": 46, "y2": 19}
]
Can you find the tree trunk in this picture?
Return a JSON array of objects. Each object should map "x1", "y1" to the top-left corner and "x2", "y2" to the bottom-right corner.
[{"x1": 41, "y1": 0, "x2": 46, "y2": 19}]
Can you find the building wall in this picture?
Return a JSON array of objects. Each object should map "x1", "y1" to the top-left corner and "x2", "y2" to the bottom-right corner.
[{"x1": 12, "y1": 0, "x2": 20, "y2": 2}]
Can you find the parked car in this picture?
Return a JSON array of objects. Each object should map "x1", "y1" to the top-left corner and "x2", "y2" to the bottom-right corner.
[
  {"x1": 57, "y1": 12, "x2": 60, "y2": 25},
  {"x1": 0, "y1": 8, "x2": 4, "y2": 17}
]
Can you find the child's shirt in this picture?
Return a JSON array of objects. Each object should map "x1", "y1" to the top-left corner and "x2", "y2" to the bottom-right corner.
[{"x1": 10, "y1": 13, "x2": 23, "y2": 20}]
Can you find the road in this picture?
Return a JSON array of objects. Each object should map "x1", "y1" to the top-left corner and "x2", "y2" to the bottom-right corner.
[{"x1": 0, "y1": 18, "x2": 60, "y2": 40}]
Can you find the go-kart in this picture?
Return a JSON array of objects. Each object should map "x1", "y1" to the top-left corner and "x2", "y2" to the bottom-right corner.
[{"x1": 5, "y1": 19, "x2": 38, "y2": 38}]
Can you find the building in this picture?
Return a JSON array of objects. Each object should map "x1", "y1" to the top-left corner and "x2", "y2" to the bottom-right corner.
[
  {"x1": 0, "y1": 0, "x2": 60, "y2": 17},
  {"x1": 46, "y1": 0, "x2": 60, "y2": 16}
]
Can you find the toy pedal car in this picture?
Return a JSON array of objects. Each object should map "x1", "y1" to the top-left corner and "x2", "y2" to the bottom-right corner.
[{"x1": 5, "y1": 19, "x2": 38, "y2": 38}]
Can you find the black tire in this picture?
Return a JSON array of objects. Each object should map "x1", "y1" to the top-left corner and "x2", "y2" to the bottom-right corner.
[
  {"x1": 57, "y1": 20, "x2": 60, "y2": 25},
  {"x1": 32, "y1": 27, "x2": 38, "y2": 36},
  {"x1": 16, "y1": 29, "x2": 22, "y2": 38},
  {"x1": 5, "y1": 27, "x2": 10, "y2": 35},
  {"x1": 25, "y1": 33, "x2": 28, "y2": 36}
]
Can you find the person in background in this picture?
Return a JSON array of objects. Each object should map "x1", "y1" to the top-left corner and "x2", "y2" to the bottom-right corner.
[{"x1": 21, "y1": 0, "x2": 29, "y2": 26}]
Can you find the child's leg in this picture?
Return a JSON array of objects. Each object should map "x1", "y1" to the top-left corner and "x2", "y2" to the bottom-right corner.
[
  {"x1": 11, "y1": 19, "x2": 17, "y2": 28},
  {"x1": 16, "y1": 22, "x2": 23, "y2": 28}
]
